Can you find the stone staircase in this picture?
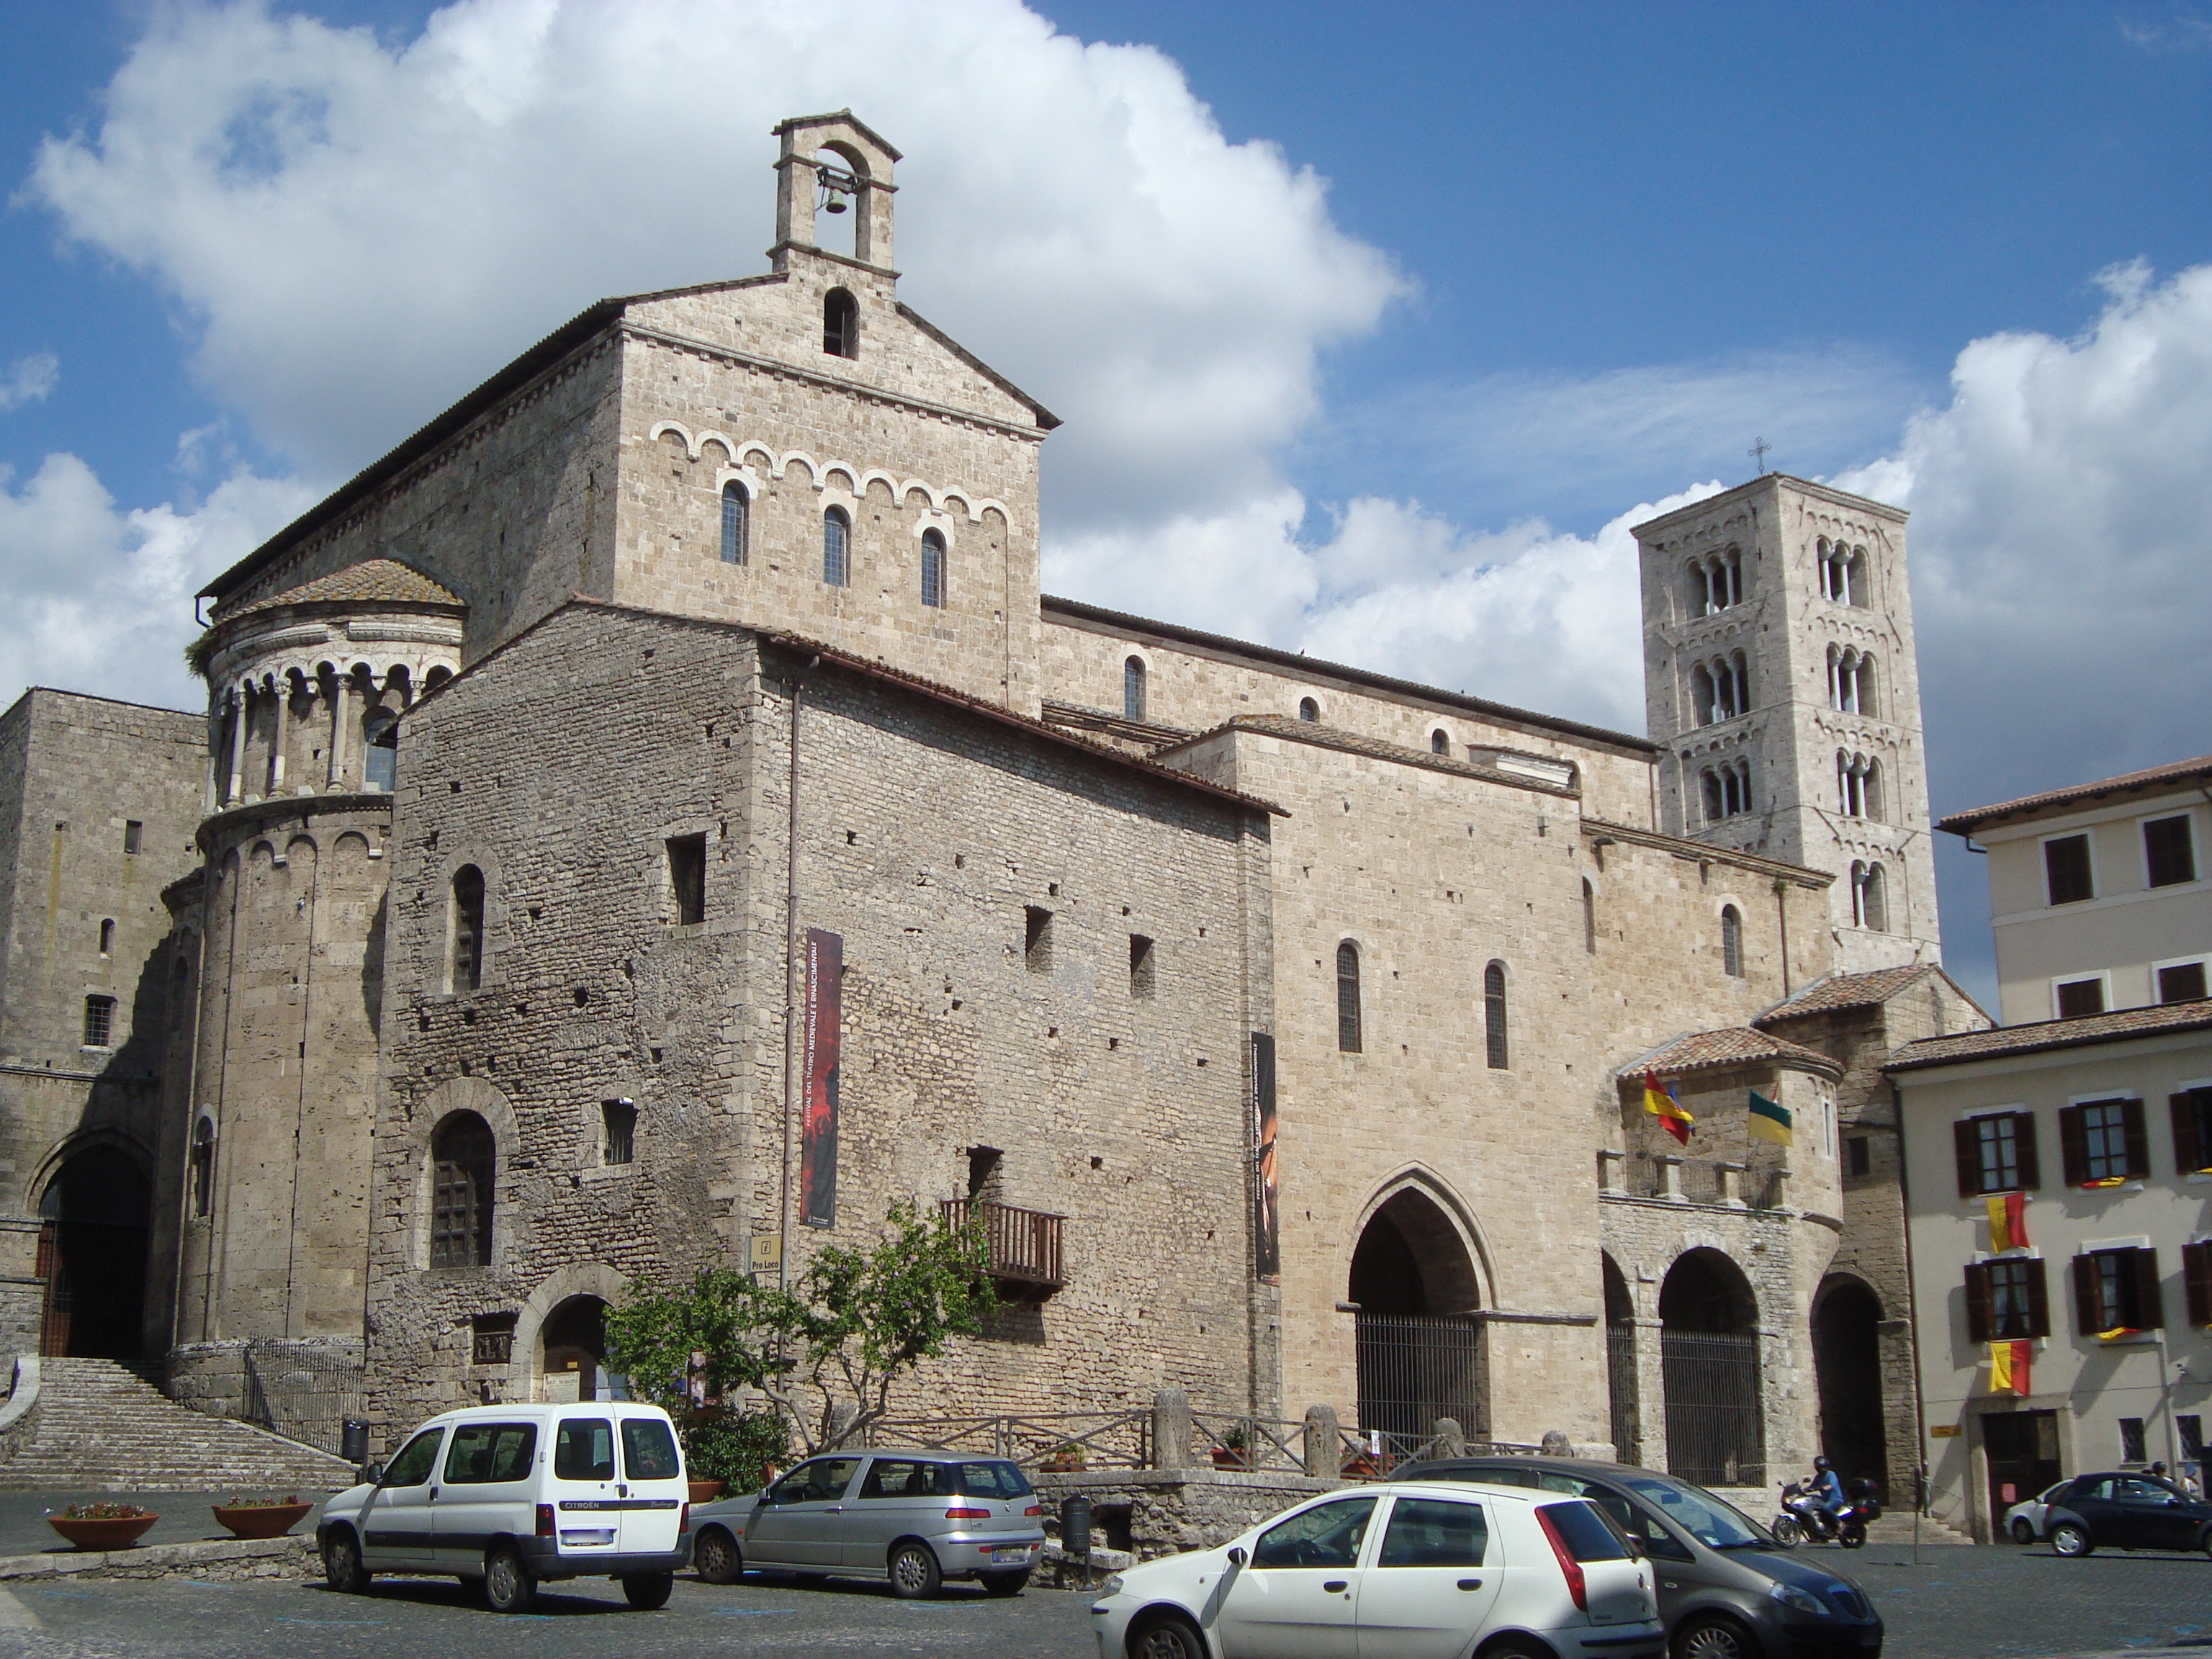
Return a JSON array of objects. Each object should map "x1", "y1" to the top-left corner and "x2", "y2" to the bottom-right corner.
[{"x1": 0, "y1": 1358, "x2": 356, "y2": 1491}]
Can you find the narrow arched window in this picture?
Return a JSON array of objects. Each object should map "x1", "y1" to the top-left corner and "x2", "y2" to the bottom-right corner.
[
  {"x1": 451, "y1": 865, "x2": 485, "y2": 992},
  {"x1": 1691, "y1": 664, "x2": 1715, "y2": 726},
  {"x1": 1483, "y1": 961, "x2": 1509, "y2": 1069},
  {"x1": 1722, "y1": 904, "x2": 1743, "y2": 977},
  {"x1": 1298, "y1": 697, "x2": 1319, "y2": 722},
  {"x1": 364, "y1": 708, "x2": 398, "y2": 791},
  {"x1": 920, "y1": 529, "x2": 946, "y2": 608},
  {"x1": 720, "y1": 481, "x2": 748, "y2": 565},
  {"x1": 1856, "y1": 655, "x2": 1877, "y2": 718},
  {"x1": 1582, "y1": 878, "x2": 1597, "y2": 955},
  {"x1": 189, "y1": 1118, "x2": 215, "y2": 1218},
  {"x1": 429, "y1": 1110, "x2": 495, "y2": 1267},
  {"x1": 1336, "y1": 942, "x2": 1362, "y2": 1053},
  {"x1": 1123, "y1": 657, "x2": 1146, "y2": 722},
  {"x1": 1863, "y1": 863, "x2": 1889, "y2": 932},
  {"x1": 98, "y1": 918, "x2": 114, "y2": 956},
  {"x1": 1846, "y1": 548, "x2": 1868, "y2": 607},
  {"x1": 1702, "y1": 769, "x2": 1724, "y2": 824},
  {"x1": 1431, "y1": 729, "x2": 1450, "y2": 755},
  {"x1": 1849, "y1": 860, "x2": 1869, "y2": 927},
  {"x1": 823, "y1": 507, "x2": 850, "y2": 587},
  {"x1": 823, "y1": 287, "x2": 859, "y2": 359},
  {"x1": 1864, "y1": 758, "x2": 1884, "y2": 822}
]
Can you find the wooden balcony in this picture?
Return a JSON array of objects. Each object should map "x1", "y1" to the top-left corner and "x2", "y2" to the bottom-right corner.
[{"x1": 941, "y1": 1198, "x2": 1065, "y2": 1297}]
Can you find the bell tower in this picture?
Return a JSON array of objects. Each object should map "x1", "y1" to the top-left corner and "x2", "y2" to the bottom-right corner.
[
  {"x1": 1635, "y1": 475, "x2": 1941, "y2": 973},
  {"x1": 771, "y1": 109, "x2": 900, "y2": 273}
]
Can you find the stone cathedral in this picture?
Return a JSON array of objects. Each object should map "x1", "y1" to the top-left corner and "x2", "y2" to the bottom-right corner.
[{"x1": 0, "y1": 112, "x2": 1984, "y2": 1498}]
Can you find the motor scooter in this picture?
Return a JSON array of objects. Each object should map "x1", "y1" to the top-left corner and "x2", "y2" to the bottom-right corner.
[{"x1": 1773, "y1": 1477, "x2": 1882, "y2": 1548}]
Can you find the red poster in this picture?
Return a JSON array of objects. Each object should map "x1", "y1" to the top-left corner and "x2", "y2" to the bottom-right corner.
[
  {"x1": 801, "y1": 929, "x2": 842, "y2": 1229},
  {"x1": 1252, "y1": 1032, "x2": 1280, "y2": 1282}
]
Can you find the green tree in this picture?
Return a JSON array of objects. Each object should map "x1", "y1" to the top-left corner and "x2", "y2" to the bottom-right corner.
[{"x1": 606, "y1": 1199, "x2": 996, "y2": 1459}]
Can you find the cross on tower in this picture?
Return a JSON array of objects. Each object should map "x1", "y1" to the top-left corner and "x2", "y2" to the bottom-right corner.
[{"x1": 1749, "y1": 436, "x2": 1771, "y2": 475}]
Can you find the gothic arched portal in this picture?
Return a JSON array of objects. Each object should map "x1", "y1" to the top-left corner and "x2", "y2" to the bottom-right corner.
[
  {"x1": 1349, "y1": 1186, "x2": 1486, "y2": 1447},
  {"x1": 1658, "y1": 1247, "x2": 1766, "y2": 1486}
]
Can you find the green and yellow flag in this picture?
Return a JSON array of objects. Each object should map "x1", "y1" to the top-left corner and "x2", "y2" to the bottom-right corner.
[{"x1": 1747, "y1": 1089, "x2": 1793, "y2": 1147}]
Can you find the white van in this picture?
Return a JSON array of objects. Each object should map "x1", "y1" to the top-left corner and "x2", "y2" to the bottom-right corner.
[{"x1": 316, "y1": 1401, "x2": 692, "y2": 1613}]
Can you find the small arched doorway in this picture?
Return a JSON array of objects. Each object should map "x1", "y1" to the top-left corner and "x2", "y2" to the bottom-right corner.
[
  {"x1": 1349, "y1": 1187, "x2": 1485, "y2": 1447},
  {"x1": 541, "y1": 1295, "x2": 616, "y2": 1402},
  {"x1": 1813, "y1": 1274, "x2": 1887, "y2": 1490},
  {"x1": 37, "y1": 1146, "x2": 151, "y2": 1359},
  {"x1": 1601, "y1": 1253, "x2": 1640, "y2": 1465},
  {"x1": 1659, "y1": 1248, "x2": 1765, "y2": 1486}
]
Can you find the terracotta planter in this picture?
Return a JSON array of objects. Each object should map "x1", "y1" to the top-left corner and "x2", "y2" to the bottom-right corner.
[
  {"x1": 212, "y1": 1502, "x2": 313, "y2": 1540},
  {"x1": 47, "y1": 1513, "x2": 158, "y2": 1551},
  {"x1": 687, "y1": 1480, "x2": 727, "y2": 1503},
  {"x1": 1038, "y1": 1459, "x2": 1084, "y2": 1475},
  {"x1": 1211, "y1": 1448, "x2": 1250, "y2": 1470}
]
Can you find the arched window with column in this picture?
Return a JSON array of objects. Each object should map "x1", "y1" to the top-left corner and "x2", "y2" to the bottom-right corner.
[
  {"x1": 428, "y1": 1110, "x2": 495, "y2": 1267},
  {"x1": 1861, "y1": 863, "x2": 1888, "y2": 932},
  {"x1": 719, "y1": 480, "x2": 748, "y2": 565},
  {"x1": 920, "y1": 529, "x2": 946, "y2": 608},
  {"x1": 450, "y1": 866, "x2": 485, "y2": 993},
  {"x1": 1336, "y1": 941, "x2": 1362, "y2": 1053},
  {"x1": 1123, "y1": 656, "x2": 1146, "y2": 723},
  {"x1": 1483, "y1": 961, "x2": 1509, "y2": 1069},
  {"x1": 822, "y1": 507, "x2": 851, "y2": 587}
]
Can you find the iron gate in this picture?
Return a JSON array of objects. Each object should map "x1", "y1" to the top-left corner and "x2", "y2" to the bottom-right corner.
[
  {"x1": 243, "y1": 1342, "x2": 367, "y2": 1457},
  {"x1": 1606, "y1": 1324, "x2": 1641, "y2": 1467},
  {"x1": 1661, "y1": 1330, "x2": 1764, "y2": 1486},
  {"x1": 1355, "y1": 1313, "x2": 1485, "y2": 1447}
]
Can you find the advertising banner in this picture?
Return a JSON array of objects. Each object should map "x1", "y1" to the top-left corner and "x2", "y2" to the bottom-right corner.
[
  {"x1": 801, "y1": 928, "x2": 842, "y2": 1229},
  {"x1": 1251, "y1": 1031, "x2": 1280, "y2": 1281}
]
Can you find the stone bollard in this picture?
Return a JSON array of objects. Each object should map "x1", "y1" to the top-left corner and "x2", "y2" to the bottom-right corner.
[
  {"x1": 1431, "y1": 1417, "x2": 1466, "y2": 1459},
  {"x1": 1303, "y1": 1405, "x2": 1340, "y2": 1477},
  {"x1": 1540, "y1": 1429, "x2": 1573, "y2": 1458},
  {"x1": 1151, "y1": 1388, "x2": 1192, "y2": 1470}
]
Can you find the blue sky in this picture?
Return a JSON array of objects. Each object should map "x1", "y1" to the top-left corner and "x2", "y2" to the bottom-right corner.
[{"x1": 4, "y1": 0, "x2": 2212, "y2": 1004}]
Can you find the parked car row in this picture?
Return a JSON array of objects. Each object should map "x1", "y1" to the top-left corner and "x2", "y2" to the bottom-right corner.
[{"x1": 2002, "y1": 1470, "x2": 2212, "y2": 1557}]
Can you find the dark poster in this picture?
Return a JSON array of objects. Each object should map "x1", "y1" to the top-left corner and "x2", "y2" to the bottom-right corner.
[
  {"x1": 1251, "y1": 1031, "x2": 1280, "y2": 1281},
  {"x1": 801, "y1": 928, "x2": 842, "y2": 1229}
]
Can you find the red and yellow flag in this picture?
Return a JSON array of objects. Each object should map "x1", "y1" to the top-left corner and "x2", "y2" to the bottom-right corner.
[
  {"x1": 1988, "y1": 1339, "x2": 2031, "y2": 1395},
  {"x1": 1985, "y1": 1192, "x2": 2028, "y2": 1253},
  {"x1": 1642, "y1": 1071, "x2": 1693, "y2": 1146}
]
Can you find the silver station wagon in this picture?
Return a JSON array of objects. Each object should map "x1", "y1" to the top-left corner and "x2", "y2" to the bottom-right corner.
[{"x1": 691, "y1": 1449, "x2": 1047, "y2": 1597}]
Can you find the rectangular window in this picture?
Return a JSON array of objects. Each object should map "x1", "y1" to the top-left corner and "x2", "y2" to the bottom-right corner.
[
  {"x1": 1968, "y1": 1256, "x2": 2049, "y2": 1341},
  {"x1": 470, "y1": 1313, "x2": 516, "y2": 1366},
  {"x1": 1024, "y1": 907, "x2": 1052, "y2": 974},
  {"x1": 81, "y1": 995, "x2": 115, "y2": 1048},
  {"x1": 123, "y1": 819, "x2": 143, "y2": 855},
  {"x1": 2045, "y1": 834, "x2": 2094, "y2": 905},
  {"x1": 2182, "y1": 1416, "x2": 2206, "y2": 1462},
  {"x1": 2184, "y1": 1240, "x2": 2212, "y2": 1327},
  {"x1": 1845, "y1": 1136, "x2": 1871, "y2": 1179},
  {"x1": 602, "y1": 1100, "x2": 637, "y2": 1166},
  {"x1": 444, "y1": 1421, "x2": 536, "y2": 1483},
  {"x1": 2063, "y1": 1098, "x2": 2144, "y2": 1184},
  {"x1": 2159, "y1": 962, "x2": 2209, "y2": 1004},
  {"x1": 667, "y1": 832, "x2": 706, "y2": 926},
  {"x1": 2075, "y1": 1246, "x2": 2162, "y2": 1333},
  {"x1": 2055, "y1": 977, "x2": 2106, "y2": 1019},
  {"x1": 1128, "y1": 934, "x2": 1154, "y2": 1000},
  {"x1": 554, "y1": 1419, "x2": 616, "y2": 1482},
  {"x1": 2146, "y1": 814, "x2": 2197, "y2": 888},
  {"x1": 1956, "y1": 1112, "x2": 2039, "y2": 1195},
  {"x1": 2121, "y1": 1418, "x2": 2148, "y2": 1464}
]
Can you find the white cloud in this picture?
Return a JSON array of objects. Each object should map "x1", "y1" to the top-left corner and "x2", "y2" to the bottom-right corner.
[
  {"x1": 0, "y1": 354, "x2": 60, "y2": 412},
  {"x1": 29, "y1": 0, "x2": 1402, "y2": 531},
  {"x1": 0, "y1": 454, "x2": 313, "y2": 712}
]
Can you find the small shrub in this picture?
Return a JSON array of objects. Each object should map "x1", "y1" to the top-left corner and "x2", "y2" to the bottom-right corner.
[{"x1": 683, "y1": 1410, "x2": 788, "y2": 1490}]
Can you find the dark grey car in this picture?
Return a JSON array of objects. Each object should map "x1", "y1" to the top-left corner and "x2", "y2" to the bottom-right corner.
[
  {"x1": 688, "y1": 1449, "x2": 1046, "y2": 1598},
  {"x1": 1397, "y1": 1456, "x2": 1881, "y2": 1659}
]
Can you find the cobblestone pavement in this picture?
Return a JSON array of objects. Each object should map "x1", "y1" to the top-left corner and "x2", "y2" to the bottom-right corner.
[{"x1": 0, "y1": 1543, "x2": 2208, "y2": 1658}]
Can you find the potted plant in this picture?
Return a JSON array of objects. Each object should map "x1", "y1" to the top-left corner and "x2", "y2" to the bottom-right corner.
[
  {"x1": 1038, "y1": 1441, "x2": 1087, "y2": 1473},
  {"x1": 211, "y1": 1494, "x2": 314, "y2": 1539},
  {"x1": 680, "y1": 1407, "x2": 788, "y2": 1503},
  {"x1": 1341, "y1": 1447, "x2": 1395, "y2": 1478},
  {"x1": 1211, "y1": 1422, "x2": 1251, "y2": 1470},
  {"x1": 46, "y1": 1502, "x2": 158, "y2": 1550}
]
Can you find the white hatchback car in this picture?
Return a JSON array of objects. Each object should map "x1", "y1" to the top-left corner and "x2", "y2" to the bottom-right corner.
[
  {"x1": 316, "y1": 1402, "x2": 693, "y2": 1614},
  {"x1": 1089, "y1": 1480, "x2": 1664, "y2": 1659}
]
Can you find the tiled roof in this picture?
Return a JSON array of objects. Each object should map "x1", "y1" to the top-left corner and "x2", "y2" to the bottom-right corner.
[
  {"x1": 1887, "y1": 997, "x2": 2212, "y2": 1072},
  {"x1": 1619, "y1": 1026, "x2": 1843, "y2": 1082},
  {"x1": 1757, "y1": 965, "x2": 1941, "y2": 1022},
  {"x1": 222, "y1": 559, "x2": 464, "y2": 620},
  {"x1": 1938, "y1": 754, "x2": 2212, "y2": 835}
]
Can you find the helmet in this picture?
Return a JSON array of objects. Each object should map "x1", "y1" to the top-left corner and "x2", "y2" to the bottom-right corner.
[{"x1": 1814, "y1": 1457, "x2": 1831, "y2": 1471}]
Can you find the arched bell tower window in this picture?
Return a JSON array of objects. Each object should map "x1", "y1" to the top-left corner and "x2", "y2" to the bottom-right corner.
[
  {"x1": 450, "y1": 866, "x2": 485, "y2": 993},
  {"x1": 1431, "y1": 729, "x2": 1450, "y2": 755},
  {"x1": 1336, "y1": 942, "x2": 1362, "y2": 1053},
  {"x1": 720, "y1": 481, "x2": 748, "y2": 566},
  {"x1": 1298, "y1": 697, "x2": 1319, "y2": 722},
  {"x1": 920, "y1": 529, "x2": 946, "y2": 608},
  {"x1": 823, "y1": 507, "x2": 851, "y2": 587},
  {"x1": 428, "y1": 1110, "x2": 495, "y2": 1267},
  {"x1": 363, "y1": 709, "x2": 398, "y2": 792},
  {"x1": 1123, "y1": 656, "x2": 1146, "y2": 723},
  {"x1": 823, "y1": 288, "x2": 859, "y2": 359}
]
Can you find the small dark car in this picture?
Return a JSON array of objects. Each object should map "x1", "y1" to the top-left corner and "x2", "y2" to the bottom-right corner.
[
  {"x1": 1397, "y1": 1455, "x2": 1882, "y2": 1659},
  {"x1": 2041, "y1": 1471, "x2": 2212, "y2": 1557}
]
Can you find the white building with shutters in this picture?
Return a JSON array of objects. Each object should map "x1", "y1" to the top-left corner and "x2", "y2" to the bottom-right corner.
[{"x1": 1889, "y1": 755, "x2": 2212, "y2": 1543}]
